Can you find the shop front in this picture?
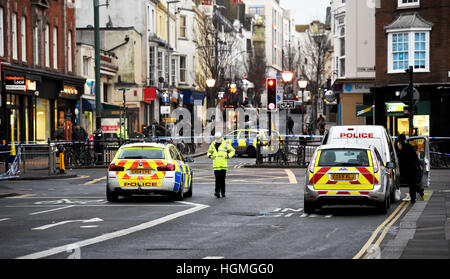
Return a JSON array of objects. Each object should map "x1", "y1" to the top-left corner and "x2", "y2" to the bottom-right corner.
[
  {"x1": 0, "y1": 63, "x2": 85, "y2": 147},
  {"x1": 385, "y1": 101, "x2": 430, "y2": 137}
]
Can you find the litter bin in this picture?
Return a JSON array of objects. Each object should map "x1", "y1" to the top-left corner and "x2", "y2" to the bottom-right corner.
[{"x1": 94, "y1": 129, "x2": 104, "y2": 164}]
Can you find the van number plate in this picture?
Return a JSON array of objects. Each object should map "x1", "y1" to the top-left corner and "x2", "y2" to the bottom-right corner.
[{"x1": 331, "y1": 174, "x2": 356, "y2": 181}]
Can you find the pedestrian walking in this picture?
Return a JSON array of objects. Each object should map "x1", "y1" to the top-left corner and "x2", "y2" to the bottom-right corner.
[
  {"x1": 317, "y1": 115, "x2": 326, "y2": 135},
  {"x1": 396, "y1": 134, "x2": 424, "y2": 203},
  {"x1": 287, "y1": 116, "x2": 294, "y2": 135},
  {"x1": 207, "y1": 132, "x2": 235, "y2": 198}
]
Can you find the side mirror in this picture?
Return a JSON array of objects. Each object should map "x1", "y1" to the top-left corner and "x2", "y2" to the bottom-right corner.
[
  {"x1": 185, "y1": 157, "x2": 194, "y2": 163},
  {"x1": 386, "y1": 162, "x2": 395, "y2": 169}
]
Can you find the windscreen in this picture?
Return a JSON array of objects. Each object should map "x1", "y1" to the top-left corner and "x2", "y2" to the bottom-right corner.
[
  {"x1": 118, "y1": 148, "x2": 165, "y2": 159},
  {"x1": 318, "y1": 149, "x2": 370, "y2": 167}
]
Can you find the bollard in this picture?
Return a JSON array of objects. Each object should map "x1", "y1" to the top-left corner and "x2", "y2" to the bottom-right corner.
[{"x1": 59, "y1": 146, "x2": 65, "y2": 174}]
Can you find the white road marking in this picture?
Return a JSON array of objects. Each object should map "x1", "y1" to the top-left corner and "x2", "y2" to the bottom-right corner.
[
  {"x1": 84, "y1": 176, "x2": 106, "y2": 185},
  {"x1": 7, "y1": 194, "x2": 36, "y2": 199},
  {"x1": 203, "y1": 256, "x2": 225, "y2": 259},
  {"x1": 284, "y1": 169, "x2": 297, "y2": 184},
  {"x1": 80, "y1": 225, "x2": 98, "y2": 229},
  {"x1": 17, "y1": 202, "x2": 209, "y2": 259},
  {"x1": 32, "y1": 218, "x2": 103, "y2": 231},
  {"x1": 0, "y1": 218, "x2": 11, "y2": 222},
  {"x1": 300, "y1": 214, "x2": 309, "y2": 218},
  {"x1": 30, "y1": 205, "x2": 75, "y2": 215}
]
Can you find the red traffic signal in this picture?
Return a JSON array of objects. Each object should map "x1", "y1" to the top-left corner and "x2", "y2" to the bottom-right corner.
[{"x1": 267, "y1": 78, "x2": 277, "y2": 111}]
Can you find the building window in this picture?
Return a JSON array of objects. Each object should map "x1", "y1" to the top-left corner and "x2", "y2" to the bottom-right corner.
[
  {"x1": 165, "y1": 53, "x2": 169, "y2": 86},
  {"x1": 398, "y1": 0, "x2": 419, "y2": 8},
  {"x1": 44, "y1": 24, "x2": 50, "y2": 67},
  {"x1": 249, "y1": 6, "x2": 264, "y2": 16},
  {"x1": 149, "y1": 46, "x2": 155, "y2": 86},
  {"x1": 157, "y1": 51, "x2": 163, "y2": 84},
  {"x1": 414, "y1": 32, "x2": 426, "y2": 69},
  {"x1": 171, "y1": 58, "x2": 176, "y2": 86},
  {"x1": 53, "y1": 27, "x2": 58, "y2": 69},
  {"x1": 68, "y1": 30, "x2": 72, "y2": 72},
  {"x1": 103, "y1": 83, "x2": 108, "y2": 103},
  {"x1": 21, "y1": 16, "x2": 27, "y2": 62},
  {"x1": 34, "y1": 25, "x2": 39, "y2": 65},
  {"x1": 392, "y1": 33, "x2": 409, "y2": 71},
  {"x1": 83, "y1": 56, "x2": 89, "y2": 76},
  {"x1": 179, "y1": 56, "x2": 186, "y2": 83},
  {"x1": 0, "y1": 7, "x2": 4, "y2": 57},
  {"x1": 179, "y1": 15, "x2": 186, "y2": 38},
  {"x1": 388, "y1": 31, "x2": 429, "y2": 73},
  {"x1": 12, "y1": 13, "x2": 18, "y2": 60}
]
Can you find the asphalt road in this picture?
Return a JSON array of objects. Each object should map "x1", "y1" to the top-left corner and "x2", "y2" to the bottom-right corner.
[{"x1": 0, "y1": 155, "x2": 415, "y2": 259}]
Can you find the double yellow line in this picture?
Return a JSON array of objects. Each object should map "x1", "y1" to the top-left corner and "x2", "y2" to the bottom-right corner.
[{"x1": 353, "y1": 199, "x2": 410, "y2": 259}]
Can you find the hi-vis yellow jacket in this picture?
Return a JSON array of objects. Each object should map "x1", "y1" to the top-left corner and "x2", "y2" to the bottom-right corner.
[{"x1": 207, "y1": 139, "x2": 235, "y2": 171}]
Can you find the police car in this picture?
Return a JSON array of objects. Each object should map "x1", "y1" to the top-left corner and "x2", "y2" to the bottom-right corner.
[
  {"x1": 304, "y1": 144, "x2": 395, "y2": 214},
  {"x1": 225, "y1": 129, "x2": 283, "y2": 157},
  {"x1": 106, "y1": 142, "x2": 193, "y2": 202}
]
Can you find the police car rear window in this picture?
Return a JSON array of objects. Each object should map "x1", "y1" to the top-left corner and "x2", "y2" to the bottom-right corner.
[
  {"x1": 318, "y1": 149, "x2": 370, "y2": 167},
  {"x1": 118, "y1": 148, "x2": 165, "y2": 159}
]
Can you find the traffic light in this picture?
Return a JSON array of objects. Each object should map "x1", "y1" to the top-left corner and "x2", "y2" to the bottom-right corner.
[{"x1": 267, "y1": 78, "x2": 277, "y2": 111}]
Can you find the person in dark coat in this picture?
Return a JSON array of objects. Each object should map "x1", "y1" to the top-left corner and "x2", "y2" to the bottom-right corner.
[
  {"x1": 287, "y1": 116, "x2": 294, "y2": 135},
  {"x1": 396, "y1": 134, "x2": 424, "y2": 203}
]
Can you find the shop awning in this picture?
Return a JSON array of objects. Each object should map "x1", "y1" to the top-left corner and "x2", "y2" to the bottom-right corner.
[
  {"x1": 179, "y1": 90, "x2": 205, "y2": 105},
  {"x1": 102, "y1": 103, "x2": 121, "y2": 111},
  {"x1": 82, "y1": 99, "x2": 96, "y2": 111}
]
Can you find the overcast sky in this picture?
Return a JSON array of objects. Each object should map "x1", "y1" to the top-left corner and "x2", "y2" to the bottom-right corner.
[{"x1": 279, "y1": 0, "x2": 330, "y2": 25}]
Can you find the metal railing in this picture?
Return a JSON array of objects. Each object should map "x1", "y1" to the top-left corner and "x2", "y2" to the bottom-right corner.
[{"x1": 256, "y1": 135, "x2": 323, "y2": 167}]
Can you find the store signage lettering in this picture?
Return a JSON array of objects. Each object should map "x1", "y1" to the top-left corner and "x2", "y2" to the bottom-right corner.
[
  {"x1": 26, "y1": 80, "x2": 37, "y2": 91},
  {"x1": 60, "y1": 86, "x2": 78, "y2": 95},
  {"x1": 5, "y1": 76, "x2": 26, "y2": 91}
]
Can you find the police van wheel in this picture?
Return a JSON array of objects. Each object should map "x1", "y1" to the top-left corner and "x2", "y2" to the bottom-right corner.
[
  {"x1": 376, "y1": 195, "x2": 389, "y2": 214},
  {"x1": 106, "y1": 187, "x2": 119, "y2": 202},
  {"x1": 247, "y1": 147, "x2": 256, "y2": 158}
]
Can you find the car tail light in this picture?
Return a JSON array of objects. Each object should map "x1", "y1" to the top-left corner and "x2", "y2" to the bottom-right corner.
[
  {"x1": 371, "y1": 152, "x2": 379, "y2": 173},
  {"x1": 109, "y1": 164, "x2": 124, "y2": 171},
  {"x1": 157, "y1": 163, "x2": 176, "y2": 171},
  {"x1": 309, "y1": 149, "x2": 319, "y2": 174}
]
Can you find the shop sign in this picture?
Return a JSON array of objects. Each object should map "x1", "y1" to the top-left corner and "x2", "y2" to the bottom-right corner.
[
  {"x1": 26, "y1": 80, "x2": 37, "y2": 91},
  {"x1": 60, "y1": 85, "x2": 78, "y2": 96},
  {"x1": 343, "y1": 83, "x2": 374, "y2": 94},
  {"x1": 160, "y1": 106, "x2": 171, "y2": 115},
  {"x1": 5, "y1": 75, "x2": 26, "y2": 91},
  {"x1": 101, "y1": 118, "x2": 121, "y2": 133}
]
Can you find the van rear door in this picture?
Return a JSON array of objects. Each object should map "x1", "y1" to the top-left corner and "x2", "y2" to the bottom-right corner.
[{"x1": 406, "y1": 136, "x2": 430, "y2": 188}]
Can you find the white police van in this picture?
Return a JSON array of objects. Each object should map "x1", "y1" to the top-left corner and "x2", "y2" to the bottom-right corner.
[{"x1": 322, "y1": 126, "x2": 430, "y2": 192}]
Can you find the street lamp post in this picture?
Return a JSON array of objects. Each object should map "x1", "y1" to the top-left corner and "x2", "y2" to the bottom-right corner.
[
  {"x1": 298, "y1": 80, "x2": 308, "y2": 135},
  {"x1": 206, "y1": 78, "x2": 216, "y2": 106},
  {"x1": 282, "y1": 71, "x2": 294, "y2": 135}
]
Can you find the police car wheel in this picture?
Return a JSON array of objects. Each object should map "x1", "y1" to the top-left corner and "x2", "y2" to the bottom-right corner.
[
  {"x1": 304, "y1": 199, "x2": 316, "y2": 214},
  {"x1": 185, "y1": 178, "x2": 193, "y2": 198},
  {"x1": 174, "y1": 177, "x2": 184, "y2": 201},
  {"x1": 247, "y1": 147, "x2": 256, "y2": 158},
  {"x1": 106, "y1": 187, "x2": 119, "y2": 202}
]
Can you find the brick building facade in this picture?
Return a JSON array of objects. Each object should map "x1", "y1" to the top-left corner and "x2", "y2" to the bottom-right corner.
[
  {"x1": 372, "y1": 0, "x2": 450, "y2": 147},
  {"x1": 0, "y1": 0, "x2": 85, "y2": 147}
]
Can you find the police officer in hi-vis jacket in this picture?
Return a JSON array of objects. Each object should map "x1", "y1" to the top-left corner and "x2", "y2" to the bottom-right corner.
[{"x1": 207, "y1": 132, "x2": 235, "y2": 198}]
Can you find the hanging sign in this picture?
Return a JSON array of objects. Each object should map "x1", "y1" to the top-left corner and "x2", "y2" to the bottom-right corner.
[{"x1": 5, "y1": 75, "x2": 26, "y2": 91}]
